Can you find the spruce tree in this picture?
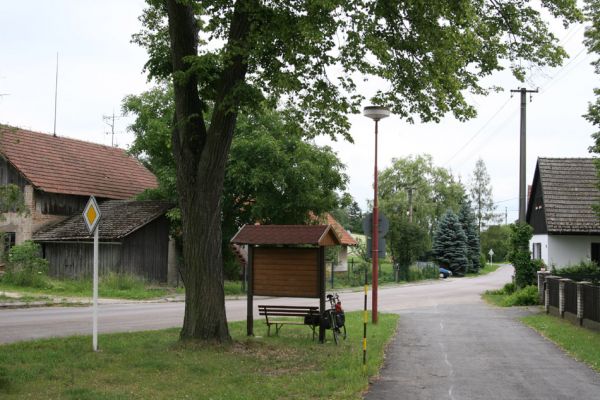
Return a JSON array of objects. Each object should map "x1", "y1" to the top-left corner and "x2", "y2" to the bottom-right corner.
[
  {"x1": 458, "y1": 200, "x2": 481, "y2": 273},
  {"x1": 433, "y1": 210, "x2": 469, "y2": 275}
]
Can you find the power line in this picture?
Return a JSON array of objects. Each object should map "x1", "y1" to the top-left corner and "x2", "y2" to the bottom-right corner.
[{"x1": 444, "y1": 96, "x2": 512, "y2": 166}]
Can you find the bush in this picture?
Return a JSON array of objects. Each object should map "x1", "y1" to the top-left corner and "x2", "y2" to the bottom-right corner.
[
  {"x1": 507, "y1": 223, "x2": 537, "y2": 288},
  {"x1": 2, "y1": 241, "x2": 49, "y2": 288},
  {"x1": 502, "y1": 285, "x2": 539, "y2": 307},
  {"x1": 552, "y1": 261, "x2": 600, "y2": 275}
]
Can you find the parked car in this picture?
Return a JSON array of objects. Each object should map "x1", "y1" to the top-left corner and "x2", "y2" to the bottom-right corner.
[{"x1": 439, "y1": 267, "x2": 452, "y2": 279}]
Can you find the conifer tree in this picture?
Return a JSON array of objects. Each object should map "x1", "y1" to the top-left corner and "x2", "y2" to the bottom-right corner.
[
  {"x1": 433, "y1": 210, "x2": 468, "y2": 276},
  {"x1": 458, "y1": 199, "x2": 481, "y2": 273}
]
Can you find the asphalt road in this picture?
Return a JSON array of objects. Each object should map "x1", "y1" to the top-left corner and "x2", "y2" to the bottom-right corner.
[
  {"x1": 364, "y1": 271, "x2": 600, "y2": 399},
  {"x1": 0, "y1": 265, "x2": 511, "y2": 344}
]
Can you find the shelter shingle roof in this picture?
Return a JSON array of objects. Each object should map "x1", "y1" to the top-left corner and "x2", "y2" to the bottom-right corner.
[
  {"x1": 532, "y1": 158, "x2": 600, "y2": 234},
  {"x1": 230, "y1": 224, "x2": 341, "y2": 246},
  {"x1": 0, "y1": 126, "x2": 157, "y2": 199},
  {"x1": 33, "y1": 200, "x2": 172, "y2": 241}
]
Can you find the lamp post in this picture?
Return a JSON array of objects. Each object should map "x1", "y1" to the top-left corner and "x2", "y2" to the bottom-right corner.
[{"x1": 363, "y1": 105, "x2": 390, "y2": 324}]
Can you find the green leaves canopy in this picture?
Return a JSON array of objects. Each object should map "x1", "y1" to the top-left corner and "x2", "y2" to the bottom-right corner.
[{"x1": 136, "y1": 0, "x2": 581, "y2": 138}]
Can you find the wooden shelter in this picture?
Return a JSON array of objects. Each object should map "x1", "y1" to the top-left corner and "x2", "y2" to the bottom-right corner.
[{"x1": 230, "y1": 224, "x2": 342, "y2": 341}]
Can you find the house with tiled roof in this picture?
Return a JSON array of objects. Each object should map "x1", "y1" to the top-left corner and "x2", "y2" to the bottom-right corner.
[
  {"x1": 526, "y1": 158, "x2": 600, "y2": 268},
  {"x1": 33, "y1": 200, "x2": 176, "y2": 283},
  {"x1": 0, "y1": 125, "x2": 158, "y2": 250}
]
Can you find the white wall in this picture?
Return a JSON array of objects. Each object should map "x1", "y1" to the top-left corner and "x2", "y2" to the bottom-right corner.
[
  {"x1": 531, "y1": 234, "x2": 549, "y2": 265},
  {"x1": 545, "y1": 235, "x2": 600, "y2": 269}
]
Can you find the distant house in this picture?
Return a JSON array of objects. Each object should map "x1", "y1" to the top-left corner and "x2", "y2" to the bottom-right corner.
[
  {"x1": 0, "y1": 126, "x2": 157, "y2": 252},
  {"x1": 33, "y1": 200, "x2": 177, "y2": 283},
  {"x1": 322, "y1": 213, "x2": 358, "y2": 271},
  {"x1": 526, "y1": 158, "x2": 600, "y2": 268}
]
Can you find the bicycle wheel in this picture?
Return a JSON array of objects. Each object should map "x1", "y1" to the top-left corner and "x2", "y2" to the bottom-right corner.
[
  {"x1": 329, "y1": 310, "x2": 339, "y2": 345},
  {"x1": 340, "y1": 324, "x2": 346, "y2": 340}
]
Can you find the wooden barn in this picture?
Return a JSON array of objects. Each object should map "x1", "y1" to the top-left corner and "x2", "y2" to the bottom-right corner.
[
  {"x1": 33, "y1": 200, "x2": 176, "y2": 283},
  {"x1": 0, "y1": 125, "x2": 157, "y2": 251}
]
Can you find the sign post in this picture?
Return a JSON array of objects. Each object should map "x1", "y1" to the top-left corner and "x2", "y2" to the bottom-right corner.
[
  {"x1": 83, "y1": 196, "x2": 101, "y2": 352},
  {"x1": 488, "y1": 248, "x2": 494, "y2": 265}
]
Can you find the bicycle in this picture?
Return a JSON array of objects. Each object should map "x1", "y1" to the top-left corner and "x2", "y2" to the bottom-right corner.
[{"x1": 322, "y1": 293, "x2": 347, "y2": 344}]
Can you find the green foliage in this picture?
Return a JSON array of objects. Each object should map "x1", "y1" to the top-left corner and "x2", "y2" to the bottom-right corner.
[
  {"x1": 507, "y1": 223, "x2": 537, "y2": 288},
  {"x1": 0, "y1": 184, "x2": 29, "y2": 218},
  {"x1": 379, "y1": 154, "x2": 464, "y2": 271},
  {"x1": 584, "y1": 0, "x2": 600, "y2": 216},
  {"x1": 388, "y1": 221, "x2": 430, "y2": 272},
  {"x1": 379, "y1": 154, "x2": 465, "y2": 235},
  {"x1": 458, "y1": 199, "x2": 480, "y2": 273},
  {"x1": 101, "y1": 272, "x2": 146, "y2": 292},
  {"x1": 2, "y1": 241, "x2": 49, "y2": 288},
  {"x1": 484, "y1": 284, "x2": 538, "y2": 307},
  {"x1": 480, "y1": 225, "x2": 511, "y2": 261},
  {"x1": 432, "y1": 210, "x2": 468, "y2": 275},
  {"x1": 136, "y1": 0, "x2": 581, "y2": 131},
  {"x1": 552, "y1": 261, "x2": 600, "y2": 275},
  {"x1": 469, "y1": 159, "x2": 496, "y2": 231},
  {"x1": 123, "y1": 87, "x2": 348, "y2": 280}
]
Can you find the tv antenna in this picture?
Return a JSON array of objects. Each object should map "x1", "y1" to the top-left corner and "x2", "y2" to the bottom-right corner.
[{"x1": 102, "y1": 110, "x2": 123, "y2": 147}]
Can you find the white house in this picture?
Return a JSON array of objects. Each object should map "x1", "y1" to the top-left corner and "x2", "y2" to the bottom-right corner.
[{"x1": 527, "y1": 158, "x2": 600, "y2": 268}]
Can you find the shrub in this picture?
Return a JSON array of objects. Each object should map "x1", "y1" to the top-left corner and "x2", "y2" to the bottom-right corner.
[
  {"x1": 507, "y1": 223, "x2": 538, "y2": 288},
  {"x1": 552, "y1": 261, "x2": 600, "y2": 276},
  {"x1": 2, "y1": 241, "x2": 49, "y2": 288},
  {"x1": 502, "y1": 285, "x2": 539, "y2": 307}
]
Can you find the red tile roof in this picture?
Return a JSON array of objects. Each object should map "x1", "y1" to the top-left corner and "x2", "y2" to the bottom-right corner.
[
  {"x1": 230, "y1": 225, "x2": 341, "y2": 246},
  {"x1": 324, "y1": 213, "x2": 358, "y2": 246},
  {"x1": 0, "y1": 126, "x2": 157, "y2": 199}
]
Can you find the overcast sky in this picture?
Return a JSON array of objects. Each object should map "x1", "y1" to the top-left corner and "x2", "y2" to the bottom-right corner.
[{"x1": 0, "y1": 1, "x2": 597, "y2": 223}]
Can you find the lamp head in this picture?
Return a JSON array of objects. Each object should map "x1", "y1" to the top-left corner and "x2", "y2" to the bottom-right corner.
[{"x1": 363, "y1": 106, "x2": 391, "y2": 121}]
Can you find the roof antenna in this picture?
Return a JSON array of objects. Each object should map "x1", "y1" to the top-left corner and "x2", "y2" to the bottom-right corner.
[{"x1": 53, "y1": 52, "x2": 59, "y2": 137}]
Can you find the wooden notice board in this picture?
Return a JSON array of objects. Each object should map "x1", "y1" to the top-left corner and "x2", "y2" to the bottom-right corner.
[{"x1": 252, "y1": 247, "x2": 319, "y2": 298}]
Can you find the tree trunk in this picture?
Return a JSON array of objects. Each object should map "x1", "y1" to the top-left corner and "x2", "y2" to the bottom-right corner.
[{"x1": 166, "y1": 0, "x2": 253, "y2": 341}]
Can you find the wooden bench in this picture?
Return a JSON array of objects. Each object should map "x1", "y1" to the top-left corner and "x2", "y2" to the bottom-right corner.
[{"x1": 258, "y1": 305, "x2": 320, "y2": 338}]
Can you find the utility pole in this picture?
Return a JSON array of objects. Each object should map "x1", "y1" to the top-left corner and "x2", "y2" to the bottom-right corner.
[
  {"x1": 103, "y1": 111, "x2": 123, "y2": 147},
  {"x1": 505, "y1": 207, "x2": 508, "y2": 225},
  {"x1": 407, "y1": 187, "x2": 414, "y2": 223},
  {"x1": 510, "y1": 87, "x2": 538, "y2": 223}
]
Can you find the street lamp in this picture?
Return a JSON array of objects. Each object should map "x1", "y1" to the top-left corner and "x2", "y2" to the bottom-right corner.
[{"x1": 363, "y1": 105, "x2": 390, "y2": 324}]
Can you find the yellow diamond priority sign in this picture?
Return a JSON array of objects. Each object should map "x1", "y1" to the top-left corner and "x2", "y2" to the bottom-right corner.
[{"x1": 83, "y1": 196, "x2": 101, "y2": 234}]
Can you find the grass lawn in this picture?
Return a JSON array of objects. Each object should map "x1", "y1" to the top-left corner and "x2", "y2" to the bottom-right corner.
[
  {"x1": 521, "y1": 314, "x2": 600, "y2": 373},
  {"x1": 0, "y1": 277, "x2": 249, "y2": 301},
  {"x1": 0, "y1": 312, "x2": 398, "y2": 399},
  {"x1": 465, "y1": 262, "x2": 501, "y2": 277},
  {"x1": 0, "y1": 278, "x2": 177, "y2": 300}
]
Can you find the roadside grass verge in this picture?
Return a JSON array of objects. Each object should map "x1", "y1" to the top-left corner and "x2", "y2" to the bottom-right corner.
[
  {"x1": 0, "y1": 274, "x2": 176, "y2": 300},
  {"x1": 0, "y1": 293, "x2": 53, "y2": 304},
  {"x1": 482, "y1": 284, "x2": 539, "y2": 307},
  {"x1": 465, "y1": 263, "x2": 501, "y2": 277},
  {"x1": 521, "y1": 314, "x2": 600, "y2": 373},
  {"x1": 0, "y1": 311, "x2": 398, "y2": 399}
]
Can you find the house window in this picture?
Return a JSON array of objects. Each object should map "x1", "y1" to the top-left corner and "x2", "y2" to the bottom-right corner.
[
  {"x1": 3, "y1": 232, "x2": 15, "y2": 255},
  {"x1": 532, "y1": 243, "x2": 542, "y2": 260},
  {"x1": 592, "y1": 243, "x2": 600, "y2": 265}
]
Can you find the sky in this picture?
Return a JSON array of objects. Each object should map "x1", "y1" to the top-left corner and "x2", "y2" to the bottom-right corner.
[{"x1": 0, "y1": 1, "x2": 597, "y2": 223}]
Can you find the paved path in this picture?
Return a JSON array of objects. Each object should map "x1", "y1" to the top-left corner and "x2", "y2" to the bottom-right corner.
[{"x1": 365, "y1": 277, "x2": 600, "y2": 399}]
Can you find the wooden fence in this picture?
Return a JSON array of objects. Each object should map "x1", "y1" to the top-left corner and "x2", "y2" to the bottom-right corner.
[{"x1": 540, "y1": 272, "x2": 600, "y2": 331}]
